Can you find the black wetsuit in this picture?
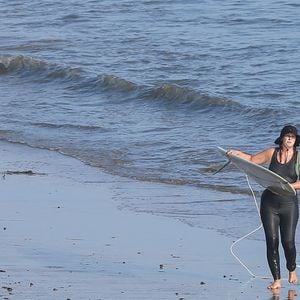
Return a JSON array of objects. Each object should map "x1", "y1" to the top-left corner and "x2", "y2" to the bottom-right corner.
[{"x1": 260, "y1": 148, "x2": 299, "y2": 280}]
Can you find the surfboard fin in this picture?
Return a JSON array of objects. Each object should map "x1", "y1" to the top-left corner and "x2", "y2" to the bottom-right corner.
[{"x1": 213, "y1": 160, "x2": 231, "y2": 175}]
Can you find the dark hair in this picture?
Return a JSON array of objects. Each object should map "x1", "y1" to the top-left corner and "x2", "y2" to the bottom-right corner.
[{"x1": 274, "y1": 125, "x2": 300, "y2": 146}]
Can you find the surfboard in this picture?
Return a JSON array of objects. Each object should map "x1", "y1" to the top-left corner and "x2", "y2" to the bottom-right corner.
[{"x1": 218, "y1": 147, "x2": 296, "y2": 197}]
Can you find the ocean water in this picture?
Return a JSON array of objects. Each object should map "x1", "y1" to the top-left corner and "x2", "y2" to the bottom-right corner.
[{"x1": 1, "y1": 0, "x2": 300, "y2": 238}]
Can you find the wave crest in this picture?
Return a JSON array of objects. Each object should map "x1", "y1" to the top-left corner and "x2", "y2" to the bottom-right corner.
[
  {"x1": 95, "y1": 74, "x2": 137, "y2": 92},
  {"x1": 145, "y1": 83, "x2": 241, "y2": 110},
  {"x1": 0, "y1": 55, "x2": 81, "y2": 80}
]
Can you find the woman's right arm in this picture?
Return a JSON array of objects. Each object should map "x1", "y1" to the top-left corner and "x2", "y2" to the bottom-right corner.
[{"x1": 227, "y1": 148, "x2": 274, "y2": 165}]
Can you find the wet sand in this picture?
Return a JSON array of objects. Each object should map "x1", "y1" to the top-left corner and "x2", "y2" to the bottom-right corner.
[{"x1": 0, "y1": 141, "x2": 298, "y2": 299}]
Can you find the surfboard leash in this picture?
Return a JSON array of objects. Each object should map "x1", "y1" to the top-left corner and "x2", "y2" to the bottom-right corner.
[
  {"x1": 213, "y1": 158, "x2": 271, "y2": 278},
  {"x1": 230, "y1": 174, "x2": 269, "y2": 279}
]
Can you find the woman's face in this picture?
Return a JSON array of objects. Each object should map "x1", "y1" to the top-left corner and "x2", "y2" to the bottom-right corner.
[{"x1": 282, "y1": 133, "x2": 296, "y2": 149}]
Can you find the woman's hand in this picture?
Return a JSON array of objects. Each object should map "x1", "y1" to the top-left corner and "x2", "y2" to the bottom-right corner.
[
  {"x1": 227, "y1": 149, "x2": 241, "y2": 156},
  {"x1": 291, "y1": 182, "x2": 300, "y2": 190},
  {"x1": 227, "y1": 149, "x2": 250, "y2": 160}
]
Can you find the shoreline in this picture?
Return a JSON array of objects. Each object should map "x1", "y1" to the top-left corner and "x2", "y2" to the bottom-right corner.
[{"x1": 0, "y1": 140, "x2": 298, "y2": 299}]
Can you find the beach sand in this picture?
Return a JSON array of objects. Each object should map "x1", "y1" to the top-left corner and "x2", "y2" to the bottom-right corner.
[{"x1": 0, "y1": 141, "x2": 299, "y2": 299}]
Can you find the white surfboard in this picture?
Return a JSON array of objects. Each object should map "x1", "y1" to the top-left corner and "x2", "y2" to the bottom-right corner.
[{"x1": 218, "y1": 147, "x2": 296, "y2": 197}]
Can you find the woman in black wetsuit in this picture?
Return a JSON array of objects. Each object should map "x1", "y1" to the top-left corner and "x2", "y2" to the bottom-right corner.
[{"x1": 228, "y1": 125, "x2": 300, "y2": 290}]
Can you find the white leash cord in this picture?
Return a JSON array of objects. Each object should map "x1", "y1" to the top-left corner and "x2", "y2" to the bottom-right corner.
[{"x1": 230, "y1": 175, "x2": 269, "y2": 279}]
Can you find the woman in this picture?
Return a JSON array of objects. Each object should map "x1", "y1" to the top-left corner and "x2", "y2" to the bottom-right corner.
[{"x1": 228, "y1": 125, "x2": 300, "y2": 289}]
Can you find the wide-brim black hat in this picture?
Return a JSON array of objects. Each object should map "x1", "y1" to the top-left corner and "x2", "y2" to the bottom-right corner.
[{"x1": 274, "y1": 125, "x2": 300, "y2": 146}]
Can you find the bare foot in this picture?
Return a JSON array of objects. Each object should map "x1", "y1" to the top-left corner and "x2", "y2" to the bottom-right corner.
[
  {"x1": 289, "y1": 271, "x2": 298, "y2": 284},
  {"x1": 268, "y1": 279, "x2": 281, "y2": 289}
]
